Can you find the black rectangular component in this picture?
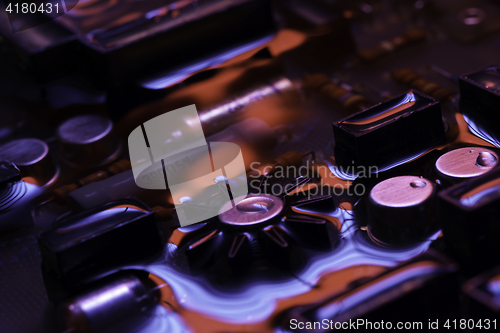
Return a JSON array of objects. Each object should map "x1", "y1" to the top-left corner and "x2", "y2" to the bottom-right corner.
[
  {"x1": 439, "y1": 166, "x2": 500, "y2": 273},
  {"x1": 332, "y1": 90, "x2": 445, "y2": 170},
  {"x1": 459, "y1": 65, "x2": 500, "y2": 137},
  {"x1": 38, "y1": 198, "x2": 162, "y2": 301},
  {"x1": 0, "y1": 0, "x2": 276, "y2": 86},
  {"x1": 0, "y1": 13, "x2": 78, "y2": 82}
]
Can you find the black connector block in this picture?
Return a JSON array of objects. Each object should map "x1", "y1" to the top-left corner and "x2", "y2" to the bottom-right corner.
[
  {"x1": 38, "y1": 197, "x2": 162, "y2": 302},
  {"x1": 333, "y1": 90, "x2": 445, "y2": 171}
]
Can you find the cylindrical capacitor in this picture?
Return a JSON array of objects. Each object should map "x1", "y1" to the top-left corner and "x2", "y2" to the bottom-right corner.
[
  {"x1": 367, "y1": 175, "x2": 438, "y2": 246},
  {"x1": 0, "y1": 138, "x2": 59, "y2": 187},
  {"x1": 435, "y1": 147, "x2": 498, "y2": 185},
  {"x1": 58, "y1": 273, "x2": 158, "y2": 333},
  {"x1": 57, "y1": 114, "x2": 122, "y2": 168}
]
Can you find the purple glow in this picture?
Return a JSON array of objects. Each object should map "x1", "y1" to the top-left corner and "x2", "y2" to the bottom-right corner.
[
  {"x1": 140, "y1": 35, "x2": 274, "y2": 90},
  {"x1": 128, "y1": 205, "x2": 438, "y2": 324},
  {"x1": 325, "y1": 149, "x2": 429, "y2": 180},
  {"x1": 462, "y1": 114, "x2": 500, "y2": 147}
]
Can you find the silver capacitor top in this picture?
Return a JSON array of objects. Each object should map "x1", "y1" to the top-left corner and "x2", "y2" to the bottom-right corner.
[
  {"x1": 368, "y1": 175, "x2": 438, "y2": 246},
  {"x1": 57, "y1": 114, "x2": 121, "y2": 167},
  {"x1": 0, "y1": 138, "x2": 58, "y2": 186},
  {"x1": 435, "y1": 147, "x2": 498, "y2": 181},
  {"x1": 370, "y1": 176, "x2": 434, "y2": 208},
  {"x1": 218, "y1": 194, "x2": 284, "y2": 226}
]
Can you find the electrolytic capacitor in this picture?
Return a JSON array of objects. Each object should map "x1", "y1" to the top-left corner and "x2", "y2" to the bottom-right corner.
[
  {"x1": 58, "y1": 273, "x2": 159, "y2": 333},
  {"x1": 435, "y1": 147, "x2": 498, "y2": 185},
  {"x1": 57, "y1": 114, "x2": 122, "y2": 168},
  {"x1": 0, "y1": 138, "x2": 59, "y2": 187},
  {"x1": 367, "y1": 175, "x2": 438, "y2": 246},
  {"x1": 391, "y1": 68, "x2": 455, "y2": 101}
]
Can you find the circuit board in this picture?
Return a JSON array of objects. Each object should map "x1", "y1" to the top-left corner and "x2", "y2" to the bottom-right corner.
[{"x1": 1, "y1": 0, "x2": 500, "y2": 332}]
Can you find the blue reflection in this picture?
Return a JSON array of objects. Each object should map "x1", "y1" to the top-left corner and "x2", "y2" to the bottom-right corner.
[
  {"x1": 316, "y1": 263, "x2": 445, "y2": 320},
  {"x1": 129, "y1": 205, "x2": 437, "y2": 324},
  {"x1": 460, "y1": 184, "x2": 500, "y2": 207},
  {"x1": 141, "y1": 35, "x2": 274, "y2": 90},
  {"x1": 462, "y1": 114, "x2": 500, "y2": 147},
  {"x1": 135, "y1": 305, "x2": 192, "y2": 333},
  {"x1": 325, "y1": 149, "x2": 429, "y2": 181},
  {"x1": 0, "y1": 181, "x2": 42, "y2": 231},
  {"x1": 343, "y1": 91, "x2": 417, "y2": 124}
]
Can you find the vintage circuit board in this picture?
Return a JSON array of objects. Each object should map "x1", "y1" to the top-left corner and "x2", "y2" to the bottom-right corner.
[{"x1": 2, "y1": 0, "x2": 500, "y2": 332}]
